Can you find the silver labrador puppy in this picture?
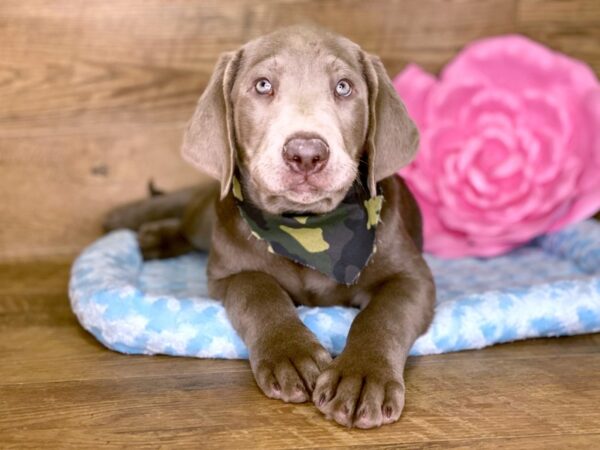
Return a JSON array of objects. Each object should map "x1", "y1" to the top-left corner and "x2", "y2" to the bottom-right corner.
[{"x1": 105, "y1": 25, "x2": 435, "y2": 429}]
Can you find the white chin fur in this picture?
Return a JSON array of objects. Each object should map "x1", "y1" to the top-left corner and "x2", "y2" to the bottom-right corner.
[{"x1": 250, "y1": 171, "x2": 354, "y2": 212}]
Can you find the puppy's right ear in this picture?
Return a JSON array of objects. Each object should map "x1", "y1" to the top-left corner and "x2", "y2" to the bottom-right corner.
[{"x1": 182, "y1": 50, "x2": 242, "y2": 199}]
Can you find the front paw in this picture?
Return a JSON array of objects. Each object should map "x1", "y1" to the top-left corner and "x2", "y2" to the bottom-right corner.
[
  {"x1": 313, "y1": 351, "x2": 405, "y2": 428},
  {"x1": 250, "y1": 330, "x2": 332, "y2": 404}
]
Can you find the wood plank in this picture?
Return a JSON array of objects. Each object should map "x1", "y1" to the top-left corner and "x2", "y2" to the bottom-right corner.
[
  {"x1": 1, "y1": 340, "x2": 599, "y2": 448},
  {"x1": 517, "y1": 0, "x2": 600, "y2": 70},
  {"x1": 0, "y1": 260, "x2": 71, "y2": 295},
  {"x1": 517, "y1": 0, "x2": 600, "y2": 24},
  {"x1": 325, "y1": 434, "x2": 600, "y2": 449},
  {"x1": 0, "y1": 0, "x2": 518, "y2": 134},
  {"x1": 0, "y1": 128, "x2": 205, "y2": 261}
]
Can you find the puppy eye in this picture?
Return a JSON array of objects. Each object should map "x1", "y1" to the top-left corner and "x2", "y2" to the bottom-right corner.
[
  {"x1": 335, "y1": 79, "x2": 352, "y2": 97},
  {"x1": 255, "y1": 78, "x2": 273, "y2": 95}
]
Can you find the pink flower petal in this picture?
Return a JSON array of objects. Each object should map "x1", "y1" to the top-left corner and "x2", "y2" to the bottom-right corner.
[
  {"x1": 395, "y1": 35, "x2": 600, "y2": 258},
  {"x1": 393, "y1": 64, "x2": 436, "y2": 128}
]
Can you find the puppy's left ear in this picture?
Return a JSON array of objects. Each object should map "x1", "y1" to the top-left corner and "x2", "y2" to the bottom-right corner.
[{"x1": 362, "y1": 53, "x2": 419, "y2": 196}]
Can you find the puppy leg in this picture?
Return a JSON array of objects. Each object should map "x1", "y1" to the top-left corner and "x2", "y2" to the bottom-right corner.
[
  {"x1": 313, "y1": 269, "x2": 435, "y2": 428},
  {"x1": 103, "y1": 186, "x2": 201, "y2": 232},
  {"x1": 219, "y1": 272, "x2": 332, "y2": 403},
  {"x1": 138, "y1": 218, "x2": 194, "y2": 259}
]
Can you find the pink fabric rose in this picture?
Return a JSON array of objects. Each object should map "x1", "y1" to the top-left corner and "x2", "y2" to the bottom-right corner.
[{"x1": 394, "y1": 35, "x2": 600, "y2": 258}]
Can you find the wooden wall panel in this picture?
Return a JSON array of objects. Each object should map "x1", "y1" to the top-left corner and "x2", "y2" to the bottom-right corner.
[{"x1": 0, "y1": 0, "x2": 598, "y2": 260}]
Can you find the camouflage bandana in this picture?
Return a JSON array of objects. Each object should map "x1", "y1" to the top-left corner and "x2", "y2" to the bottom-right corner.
[{"x1": 232, "y1": 176, "x2": 383, "y2": 285}]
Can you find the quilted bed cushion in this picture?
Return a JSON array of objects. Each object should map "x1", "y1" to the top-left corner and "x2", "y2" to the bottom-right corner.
[{"x1": 69, "y1": 220, "x2": 600, "y2": 358}]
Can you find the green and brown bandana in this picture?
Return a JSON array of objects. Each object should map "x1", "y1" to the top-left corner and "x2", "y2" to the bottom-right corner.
[{"x1": 232, "y1": 176, "x2": 383, "y2": 285}]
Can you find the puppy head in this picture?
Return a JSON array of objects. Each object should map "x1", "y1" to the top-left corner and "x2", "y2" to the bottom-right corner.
[{"x1": 182, "y1": 26, "x2": 418, "y2": 214}]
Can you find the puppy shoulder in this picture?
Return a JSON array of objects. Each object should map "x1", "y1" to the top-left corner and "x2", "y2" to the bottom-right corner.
[
  {"x1": 209, "y1": 193, "x2": 292, "y2": 282},
  {"x1": 379, "y1": 175, "x2": 424, "y2": 253}
]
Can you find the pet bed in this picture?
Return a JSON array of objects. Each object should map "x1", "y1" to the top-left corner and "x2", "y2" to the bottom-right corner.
[{"x1": 69, "y1": 220, "x2": 600, "y2": 358}]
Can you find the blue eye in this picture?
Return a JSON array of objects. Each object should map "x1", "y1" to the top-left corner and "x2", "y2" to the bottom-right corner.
[
  {"x1": 335, "y1": 79, "x2": 352, "y2": 97},
  {"x1": 255, "y1": 78, "x2": 273, "y2": 95}
]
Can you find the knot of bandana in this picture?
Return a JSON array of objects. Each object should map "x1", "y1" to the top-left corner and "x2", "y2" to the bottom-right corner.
[{"x1": 232, "y1": 177, "x2": 383, "y2": 285}]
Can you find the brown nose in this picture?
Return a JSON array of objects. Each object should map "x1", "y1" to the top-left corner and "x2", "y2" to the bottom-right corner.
[{"x1": 283, "y1": 136, "x2": 329, "y2": 174}]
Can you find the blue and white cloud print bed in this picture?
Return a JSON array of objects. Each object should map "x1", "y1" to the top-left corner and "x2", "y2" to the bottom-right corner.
[{"x1": 69, "y1": 220, "x2": 600, "y2": 359}]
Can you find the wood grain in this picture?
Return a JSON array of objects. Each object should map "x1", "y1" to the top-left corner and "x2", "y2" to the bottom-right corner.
[
  {"x1": 0, "y1": 259, "x2": 599, "y2": 448},
  {"x1": 1, "y1": 5, "x2": 598, "y2": 445},
  {"x1": 1, "y1": 0, "x2": 599, "y2": 260},
  {"x1": 0, "y1": 126, "x2": 203, "y2": 260}
]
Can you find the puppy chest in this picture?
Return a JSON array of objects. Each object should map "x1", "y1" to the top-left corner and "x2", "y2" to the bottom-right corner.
[{"x1": 280, "y1": 266, "x2": 368, "y2": 307}]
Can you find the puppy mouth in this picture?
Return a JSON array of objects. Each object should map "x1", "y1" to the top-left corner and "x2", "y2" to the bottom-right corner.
[
  {"x1": 280, "y1": 179, "x2": 356, "y2": 214},
  {"x1": 245, "y1": 165, "x2": 355, "y2": 214},
  {"x1": 258, "y1": 179, "x2": 339, "y2": 213},
  {"x1": 286, "y1": 168, "x2": 335, "y2": 190},
  {"x1": 271, "y1": 192, "x2": 335, "y2": 214},
  {"x1": 289, "y1": 178, "x2": 322, "y2": 195},
  {"x1": 284, "y1": 174, "x2": 339, "y2": 203}
]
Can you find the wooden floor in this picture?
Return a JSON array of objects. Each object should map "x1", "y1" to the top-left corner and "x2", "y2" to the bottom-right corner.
[{"x1": 0, "y1": 260, "x2": 598, "y2": 449}]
